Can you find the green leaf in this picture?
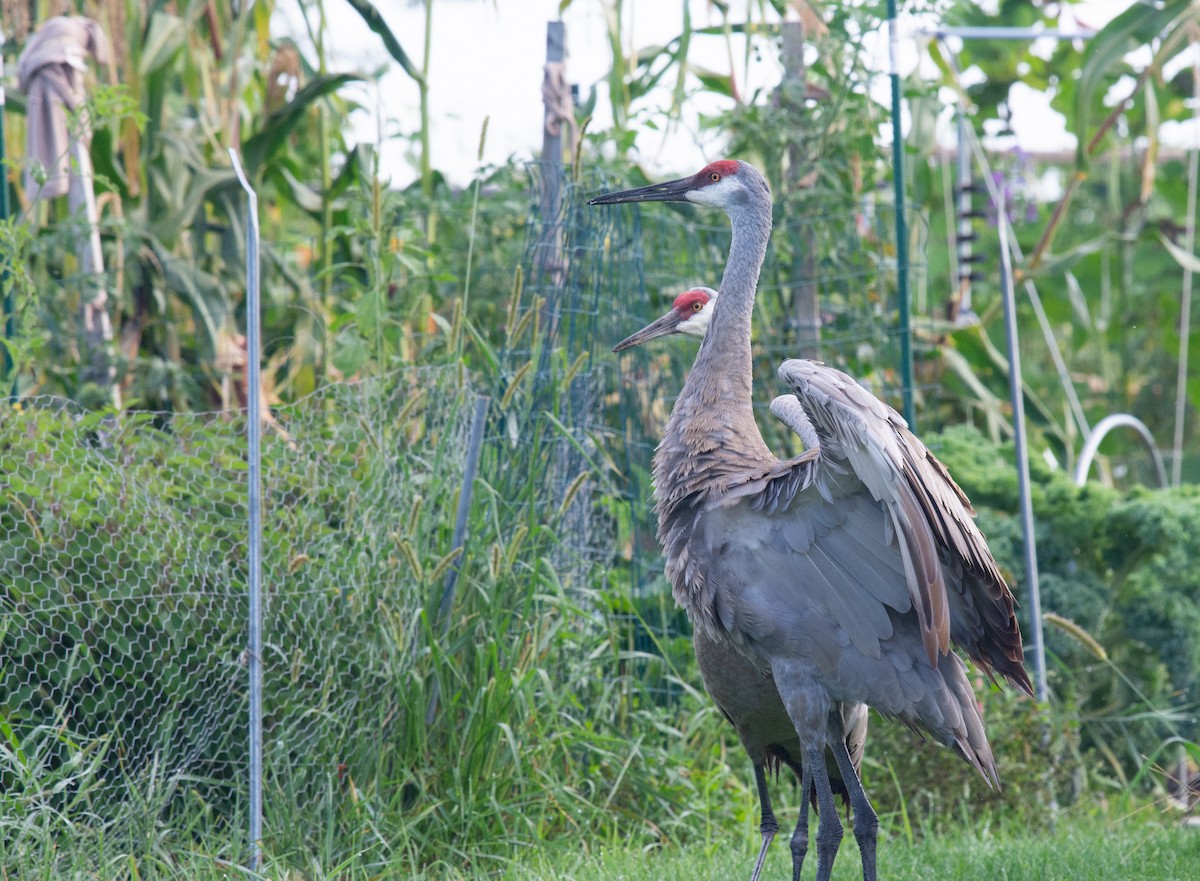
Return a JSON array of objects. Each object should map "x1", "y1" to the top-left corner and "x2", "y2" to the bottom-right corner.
[
  {"x1": 329, "y1": 145, "x2": 365, "y2": 200},
  {"x1": 272, "y1": 166, "x2": 327, "y2": 214},
  {"x1": 241, "y1": 73, "x2": 363, "y2": 174},
  {"x1": 691, "y1": 65, "x2": 733, "y2": 99},
  {"x1": 139, "y1": 11, "x2": 188, "y2": 78},
  {"x1": 150, "y1": 243, "x2": 228, "y2": 356},
  {"x1": 1074, "y1": 0, "x2": 1192, "y2": 166},
  {"x1": 333, "y1": 330, "x2": 369, "y2": 376},
  {"x1": 1159, "y1": 232, "x2": 1200, "y2": 275},
  {"x1": 154, "y1": 161, "x2": 239, "y2": 246},
  {"x1": 356, "y1": 289, "x2": 382, "y2": 337},
  {"x1": 343, "y1": 0, "x2": 426, "y2": 86},
  {"x1": 1021, "y1": 235, "x2": 1110, "y2": 279}
]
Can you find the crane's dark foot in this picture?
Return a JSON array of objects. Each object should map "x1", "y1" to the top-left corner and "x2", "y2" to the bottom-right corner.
[
  {"x1": 749, "y1": 819, "x2": 777, "y2": 881},
  {"x1": 750, "y1": 762, "x2": 779, "y2": 881},
  {"x1": 851, "y1": 798, "x2": 878, "y2": 881},
  {"x1": 827, "y1": 729, "x2": 878, "y2": 881},
  {"x1": 807, "y1": 747, "x2": 842, "y2": 881},
  {"x1": 812, "y1": 809, "x2": 843, "y2": 881},
  {"x1": 789, "y1": 816, "x2": 809, "y2": 881}
]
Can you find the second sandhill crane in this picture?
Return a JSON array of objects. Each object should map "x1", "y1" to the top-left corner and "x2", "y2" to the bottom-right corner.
[
  {"x1": 616, "y1": 286, "x2": 869, "y2": 881},
  {"x1": 591, "y1": 161, "x2": 1032, "y2": 881}
]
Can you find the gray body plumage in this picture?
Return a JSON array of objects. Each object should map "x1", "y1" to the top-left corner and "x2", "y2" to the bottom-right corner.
[
  {"x1": 695, "y1": 630, "x2": 868, "y2": 786},
  {"x1": 658, "y1": 355, "x2": 1030, "y2": 783}
]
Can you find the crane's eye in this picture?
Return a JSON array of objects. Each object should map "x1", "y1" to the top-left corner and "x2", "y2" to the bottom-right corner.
[
  {"x1": 692, "y1": 301, "x2": 704, "y2": 312},
  {"x1": 709, "y1": 172, "x2": 721, "y2": 182}
]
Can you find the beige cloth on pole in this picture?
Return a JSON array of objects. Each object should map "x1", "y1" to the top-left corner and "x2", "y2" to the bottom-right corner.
[
  {"x1": 17, "y1": 16, "x2": 110, "y2": 200},
  {"x1": 17, "y1": 16, "x2": 117, "y2": 402}
]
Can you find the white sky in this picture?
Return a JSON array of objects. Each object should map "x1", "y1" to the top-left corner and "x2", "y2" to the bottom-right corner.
[{"x1": 273, "y1": 0, "x2": 1195, "y2": 187}]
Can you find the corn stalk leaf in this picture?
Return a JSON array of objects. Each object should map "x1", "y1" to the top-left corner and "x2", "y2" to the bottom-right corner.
[
  {"x1": 1159, "y1": 232, "x2": 1200, "y2": 275},
  {"x1": 148, "y1": 241, "x2": 228, "y2": 358},
  {"x1": 1074, "y1": 0, "x2": 1193, "y2": 167},
  {"x1": 139, "y1": 10, "x2": 191, "y2": 78},
  {"x1": 242, "y1": 73, "x2": 362, "y2": 174},
  {"x1": 343, "y1": 0, "x2": 426, "y2": 86}
]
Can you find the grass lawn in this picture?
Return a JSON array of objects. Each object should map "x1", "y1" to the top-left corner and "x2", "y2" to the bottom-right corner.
[
  {"x1": 5, "y1": 803, "x2": 1196, "y2": 879},
  {"x1": 501, "y1": 808, "x2": 1199, "y2": 881}
]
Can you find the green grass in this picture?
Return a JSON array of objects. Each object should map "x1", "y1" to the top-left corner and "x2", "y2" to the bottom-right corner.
[
  {"x1": 3, "y1": 789, "x2": 1196, "y2": 879},
  {"x1": 503, "y1": 808, "x2": 1200, "y2": 881}
]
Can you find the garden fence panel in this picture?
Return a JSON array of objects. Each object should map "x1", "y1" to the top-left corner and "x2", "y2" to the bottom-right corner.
[{"x1": 0, "y1": 365, "x2": 476, "y2": 836}]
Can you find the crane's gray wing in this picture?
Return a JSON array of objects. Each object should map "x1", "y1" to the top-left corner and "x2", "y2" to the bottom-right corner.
[
  {"x1": 691, "y1": 488, "x2": 947, "y2": 716},
  {"x1": 688, "y1": 452, "x2": 912, "y2": 659},
  {"x1": 691, "y1": 492, "x2": 999, "y2": 780},
  {"x1": 769, "y1": 361, "x2": 951, "y2": 667},
  {"x1": 775, "y1": 359, "x2": 1032, "y2": 696}
]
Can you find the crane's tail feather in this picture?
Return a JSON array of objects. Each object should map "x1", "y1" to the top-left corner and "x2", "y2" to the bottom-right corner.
[
  {"x1": 947, "y1": 661, "x2": 1000, "y2": 789},
  {"x1": 890, "y1": 653, "x2": 999, "y2": 788}
]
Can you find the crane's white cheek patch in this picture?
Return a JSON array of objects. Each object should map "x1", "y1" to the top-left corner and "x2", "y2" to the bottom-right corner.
[
  {"x1": 687, "y1": 188, "x2": 722, "y2": 208},
  {"x1": 678, "y1": 314, "x2": 710, "y2": 337}
]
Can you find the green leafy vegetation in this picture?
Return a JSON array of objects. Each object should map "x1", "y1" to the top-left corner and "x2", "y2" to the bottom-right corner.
[{"x1": 4, "y1": 401, "x2": 1199, "y2": 876}]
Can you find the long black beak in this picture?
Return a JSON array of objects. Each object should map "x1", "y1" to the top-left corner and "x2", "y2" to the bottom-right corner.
[
  {"x1": 612, "y1": 310, "x2": 682, "y2": 353},
  {"x1": 588, "y1": 175, "x2": 695, "y2": 206}
]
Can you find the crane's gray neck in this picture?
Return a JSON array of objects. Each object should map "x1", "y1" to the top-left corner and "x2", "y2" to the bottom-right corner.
[
  {"x1": 655, "y1": 190, "x2": 775, "y2": 511},
  {"x1": 691, "y1": 196, "x2": 772, "y2": 406}
]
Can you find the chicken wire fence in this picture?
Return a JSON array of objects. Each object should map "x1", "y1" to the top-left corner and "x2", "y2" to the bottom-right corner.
[
  {"x1": 0, "y1": 165, "x2": 924, "y2": 845},
  {"x1": 0, "y1": 366, "x2": 479, "y2": 819}
]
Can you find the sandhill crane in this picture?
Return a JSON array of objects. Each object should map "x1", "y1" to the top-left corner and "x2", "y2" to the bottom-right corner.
[
  {"x1": 590, "y1": 161, "x2": 1032, "y2": 881},
  {"x1": 615, "y1": 285, "x2": 869, "y2": 881},
  {"x1": 612, "y1": 286, "x2": 719, "y2": 352}
]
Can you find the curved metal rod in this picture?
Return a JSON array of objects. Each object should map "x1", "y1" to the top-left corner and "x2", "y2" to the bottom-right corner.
[{"x1": 1074, "y1": 413, "x2": 1168, "y2": 488}]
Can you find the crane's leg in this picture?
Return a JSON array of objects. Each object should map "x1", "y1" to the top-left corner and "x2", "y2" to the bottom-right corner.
[
  {"x1": 788, "y1": 759, "x2": 812, "y2": 881},
  {"x1": 807, "y1": 745, "x2": 843, "y2": 881},
  {"x1": 750, "y1": 762, "x2": 778, "y2": 881},
  {"x1": 772, "y1": 661, "x2": 841, "y2": 881},
  {"x1": 829, "y1": 735, "x2": 878, "y2": 881}
]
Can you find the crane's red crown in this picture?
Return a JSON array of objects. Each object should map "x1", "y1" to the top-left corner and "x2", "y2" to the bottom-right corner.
[
  {"x1": 694, "y1": 160, "x2": 740, "y2": 187},
  {"x1": 672, "y1": 288, "x2": 713, "y2": 313}
]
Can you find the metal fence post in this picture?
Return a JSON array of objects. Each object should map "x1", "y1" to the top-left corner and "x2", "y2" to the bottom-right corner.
[
  {"x1": 229, "y1": 148, "x2": 264, "y2": 870},
  {"x1": 997, "y1": 190, "x2": 1048, "y2": 704},
  {"x1": 425, "y1": 394, "x2": 490, "y2": 726}
]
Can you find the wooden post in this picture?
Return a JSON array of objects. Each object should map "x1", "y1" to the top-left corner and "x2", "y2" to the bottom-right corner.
[
  {"x1": 538, "y1": 20, "x2": 568, "y2": 333},
  {"x1": 781, "y1": 21, "x2": 820, "y2": 359},
  {"x1": 541, "y1": 21, "x2": 565, "y2": 217}
]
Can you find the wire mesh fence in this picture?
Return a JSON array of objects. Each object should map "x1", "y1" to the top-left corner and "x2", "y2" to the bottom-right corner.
[
  {"x1": 0, "y1": 366, "x2": 477, "y2": 837},
  {"x1": 0, "y1": 402, "x2": 251, "y2": 815}
]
